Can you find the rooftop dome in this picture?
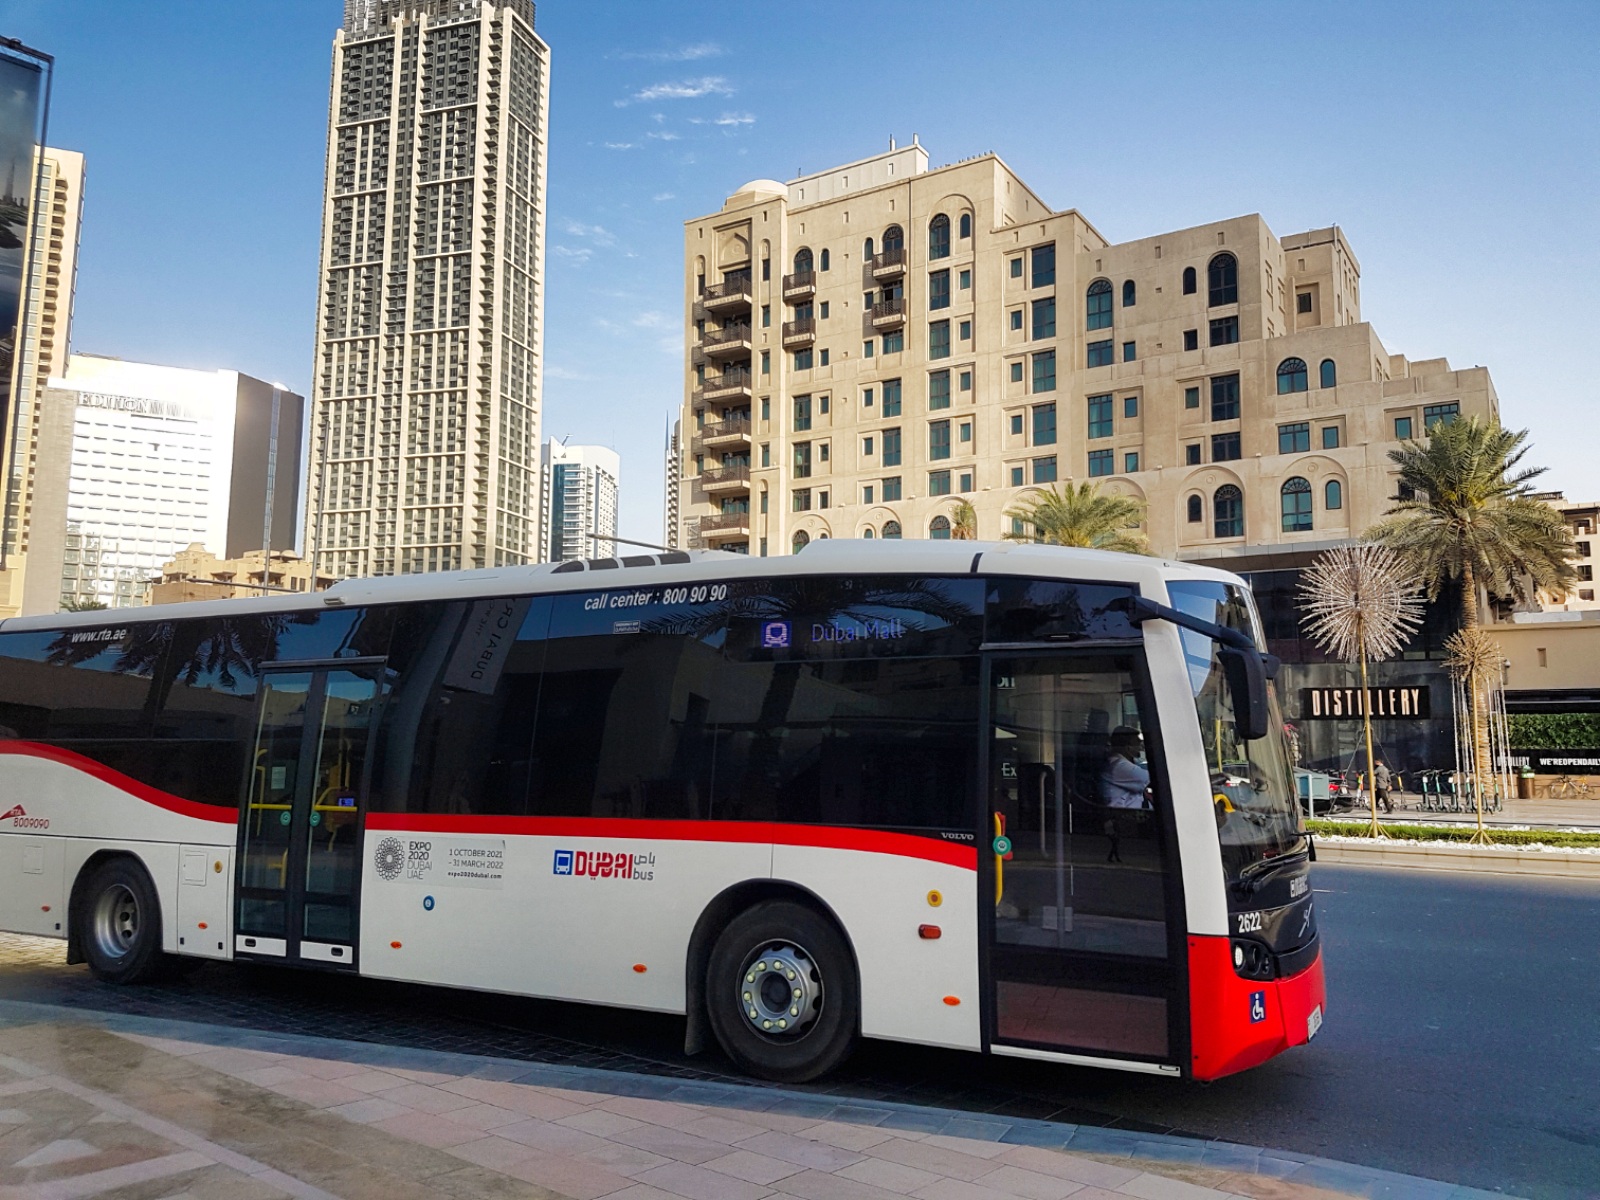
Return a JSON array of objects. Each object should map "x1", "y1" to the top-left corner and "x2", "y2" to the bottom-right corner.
[{"x1": 731, "y1": 178, "x2": 785, "y2": 198}]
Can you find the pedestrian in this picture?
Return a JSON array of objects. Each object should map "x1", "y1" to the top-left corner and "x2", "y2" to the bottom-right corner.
[{"x1": 1374, "y1": 760, "x2": 1393, "y2": 814}]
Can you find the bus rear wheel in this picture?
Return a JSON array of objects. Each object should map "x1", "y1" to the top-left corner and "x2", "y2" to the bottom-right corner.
[
  {"x1": 706, "y1": 900, "x2": 858, "y2": 1083},
  {"x1": 75, "y1": 858, "x2": 166, "y2": 985}
]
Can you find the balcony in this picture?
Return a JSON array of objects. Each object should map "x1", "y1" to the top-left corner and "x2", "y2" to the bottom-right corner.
[
  {"x1": 782, "y1": 269, "x2": 815, "y2": 300},
  {"x1": 870, "y1": 247, "x2": 907, "y2": 280},
  {"x1": 701, "y1": 324, "x2": 753, "y2": 360},
  {"x1": 701, "y1": 465, "x2": 751, "y2": 494},
  {"x1": 781, "y1": 317, "x2": 815, "y2": 348},
  {"x1": 692, "y1": 416, "x2": 752, "y2": 452},
  {"x1": 698, "y1": 511, "x2": 751, "y2": 542},
  {"x1": 701, "y1": 271, "x2": 753, "y2": 313},
  {"x1": 699, "y1": 367, "x2": 753, "y2": 403},
  {"x1": 870, "y1": 298, "x2": 907, "y2": 330}
]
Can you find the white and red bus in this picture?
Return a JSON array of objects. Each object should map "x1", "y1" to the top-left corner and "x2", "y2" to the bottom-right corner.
[{"x1": 0, "y1": 540, "x2": 1323, "y2": 1082}]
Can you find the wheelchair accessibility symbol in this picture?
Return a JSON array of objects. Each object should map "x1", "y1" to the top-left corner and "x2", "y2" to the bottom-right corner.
[{"x1": 1249, "y1": 990, "x2": 1266, "y2": 1023}]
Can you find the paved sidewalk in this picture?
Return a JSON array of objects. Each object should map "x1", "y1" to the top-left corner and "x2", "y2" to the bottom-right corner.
[{"x1": 0, "y1": 1003, "x2": 1509, "y2": 1200}]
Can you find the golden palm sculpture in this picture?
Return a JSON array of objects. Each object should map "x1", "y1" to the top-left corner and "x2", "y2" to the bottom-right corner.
[
  {"x1": 1445, "y1": 627, "x2": 1503, "y2": 844},
  {"x1": 1298, "y1": 544, "x2": 1425, "y2": 836}
]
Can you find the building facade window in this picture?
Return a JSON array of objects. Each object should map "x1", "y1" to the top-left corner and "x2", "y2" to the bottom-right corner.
[
  {"x1": 793, "y1": 489, "x2": 811, "y2": 512},
  {"x1": 862, "y1": 340, "x2": 874, "y2": 358},
  {"x1": 1278, "y1": 422, "x2": 1310, "y2": 454},
  {"x1": 929, "y1": 472, "x2": 952, "y2": 497},
  {"x1": 1122, "y1": 279, "x2": 1136, "y2": 307},
  {"x1": 1087, "y1": 449, "x2": 1113, "y2": 477},
  {"x1": 794, "y1": 247, "x2": 813, "y2": 274},
  {"x1": 1184, "y1": 329, "x2": 1199, "y2": 351},
  {"x1": 1214, "y1": 484, "x2": 1243, "y2": 537},
  {"x1": 1211, "y1": 373, "x2": 1240, "y2": 421},
  {"x1": 930, "y1": 513, "x2": 951, "y2": 535},
  {"x1": 929, "y1": 320, "x2": 951, "y2": 359},
  {"x1": 1087, "y1": 395, "x2": 1112, "y2": 439},
  {"x1": 1211, "y1": 432, "x2": 1241, "y2": 461},
  {"x1": 929, "y1": 215, "x2": 951, "y2": 260},
  {"x1": 1123, "y1": 395, "x2": 1139, "y2": 418},
  {"x1": 959, "y1": 268, "x2": 971, "y2": 290},
  {"x1": 1424, "y1": 402, "x2": 1460, "y2": 428},
  {"x1": 1034, "y1": 402, "x2": 1057, "y2": 446},
  {"x1": 1010, "y1": 361, "x2": 1024, "y2": 382},
  {"x1": 1185, "y1": 385, "x2": 1200, "y2": 409},
  {"x1": 1281, "y1": 476, "x2": 1313, "y2": 532},
  {"x1": 794, "y1": 348, "x2": 814, "y2": 371},
  {"x1": 882, "y1": 426, "x2": 902, "y2": 466},
  {"x1": 1182, "y1": 265, "x2": 1197, "y2": 295},
  {"x1": 1010, "y1": 413, "x2": 1024, "y2": 435},
  {"x1": 929, "y1": 420, "x2": 951, "y2": 461},
  {"x1": 1010, "y1": 466, "x2": 1024, "y2": 486},
  {"x1": 1123, "y1": 341, "x2": 1137, "y2": 362},
  {"x1": 1087, "y1": 340, "x2": 1113, "y2": 367},
  {"x1": 793, "y1": 442, "x2": 811, "y2": 478},
  {"x1": 1032, "y1": 456, "x2": 1058, "y2": 484},
  {"x1": 1209, "y1": 316, "x2": 1239, "y2": 346},
  {"x1": 1086, "y1": 279, "x2": 1113, "y2": 330},
  {"x1": 1185, "y1": 443, "x2": 1202, "y2": 465},
  {"x1": 959, "y1": 319, "x2": 971, "y2": 341},
  {"x1": 793, "y1": 530, "x2": 809, "y2": 551},
  {"x1": 959, "y1": 213, "x2": 971, "y2": 239},
  {"x1": 1395, "y1": 416, "x2": 1413, "y2": 440},
  {"x1": 930, "y1": 269, "x2": 951, "y2": 310},
  {"x1": 1187, "y1": 494, "x2": 1203, "y2": 523},
  {"x1": 882, "y1": 329, "x2": 904, "y2": 354},
  {"x1": 959, "y1": 421, "x2": 972, "y2": 443},
  {"x1": 959, "y1": 470, "x2": 973, "y2": 491},
  {"x1": 1277, "y1": 357, "x2": 1308, "y2": 394},
  {"x1": 929, "y1": 369, "x2": 951, "y2": 410},
  {"x1": 1124, "y1": 451, "x2": 1140, "y2": 473},
  {"x1": 1033, "y1": 350, "x2": 1057, "y2": 392},
  {"x1": 862, "y1": 237, "x2": 874, "y2": 259},
  {"x1": 820, "y1": 248, "x2": 830, "y2": 271},
  {"x1": 1033, "y1": 297, "x2": 1056, "y2": 339},
  {"x1": 1032, "y1": 243, "x2": 1055, "y2": 286},
  {"x1": 882, "y1": 477, "x2": 902, "y2": 502},
  {"x1": 1325, "y1": 479, "x2": 1343, "y2": 510},
  {"x1": 1320, "y1": 358, "x2": 1337, "y2": 388},
  {"x1": 793, "y1": 395, "x2": 811, "y2": 431},
  {"x1": 1208, "y1": 252, "x2": 1238, "y2": 306},
  {"x1": 1297, "y1": 291, "x2": 1312, "y2": 313},
  {"x1": 1010, "y1": 257, "x2": 1023, "y2": 278},
  {"x1": 883, "y1": 225, "x2": 904, "y2": 251},
  {"x1": 1322, "y1": 426, "x2": 1340, "y2": 449},
  {"x1": 883, "y1": 519, "x2": 902, "y2": 538},
  {"x1": 1010, "y1": 309, "x2": 1023, "y2": 331}
]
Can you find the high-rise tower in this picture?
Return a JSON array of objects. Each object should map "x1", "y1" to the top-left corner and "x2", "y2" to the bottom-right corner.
[{"x1": 306, "y1": 0, "x2": 548, "y2": 579}]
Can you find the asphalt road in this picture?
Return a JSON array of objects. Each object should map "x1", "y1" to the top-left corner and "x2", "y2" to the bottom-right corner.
[{"x1": 1, "y1": 863, "x2": 1596, "y2": 1199}]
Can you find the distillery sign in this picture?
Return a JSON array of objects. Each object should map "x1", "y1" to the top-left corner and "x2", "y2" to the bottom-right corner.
[{"x1": 1301, "y1": 686, "x2": 1431, "y2": 720}]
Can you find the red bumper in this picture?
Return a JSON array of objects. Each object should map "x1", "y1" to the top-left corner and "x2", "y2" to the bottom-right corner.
[{"x1": 1187, "y1": 935, "x2": 1326, "y2": 1081}]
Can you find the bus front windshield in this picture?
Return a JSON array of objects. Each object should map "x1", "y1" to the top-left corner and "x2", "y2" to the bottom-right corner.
[{"x1": 1166, "y1": 580, "x2": 1303, "y2": 883}]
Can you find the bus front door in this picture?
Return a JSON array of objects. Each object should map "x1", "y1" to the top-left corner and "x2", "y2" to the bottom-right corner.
[
  {"x1": 985, "y1": 654, "x2": 1179, "y2": 1067},
  {"x1": 235, "y1": 668, "x2": 379, "y2": 969}
]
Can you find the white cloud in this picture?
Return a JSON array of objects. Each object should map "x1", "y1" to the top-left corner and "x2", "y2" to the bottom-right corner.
[
  {"x1": 618, "y1": 43, "x2": 723, "y2": 62},
  {"x1": 545, "y1": 364, "x2": 590, "y2": 381},
  {"x1": 646, "y1": 130, "x2": 681, "y2": 142},
  {"x1": 560, "y1": 219, "x2": 617, "y2": 248},
  {"x1": 602, "y1": 141, "x2": 637, "y2": 150},
  {"x1": 633, "y1": 311, "x2": 671, "y2": 330},
  {"x1": 553, "y1": 245, "x2": 592, "y2": 263},
  {"x1": 615, "y1": 76, "x2": 734, "y2": 106},
  {"x1": 652, "y1": 192, "x2": 676, "y2": 202},
  {"x1": 714, "y1": 112, "x2": 756, "y2": 127}
]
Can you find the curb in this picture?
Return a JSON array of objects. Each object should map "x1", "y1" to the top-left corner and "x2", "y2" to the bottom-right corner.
[
  {"x1": 0, "y1": 997, "x2": 1512, "y2": 1200},
  {"x1": 1315, "y1": 838, "x2": 1600, "y2": 878}
]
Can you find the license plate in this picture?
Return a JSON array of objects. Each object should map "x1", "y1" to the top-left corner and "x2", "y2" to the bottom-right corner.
[{"x1": 1306, "y1": 1005, "x2": 1323, "y2": 1040}]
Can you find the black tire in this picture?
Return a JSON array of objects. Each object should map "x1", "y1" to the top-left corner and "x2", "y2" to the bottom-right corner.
[
  {"x1": 74, "y1": 857, "x2": 167, "y2": 984},
  {"x1": 705, "y1": 900, "x2": 859, "y2": 1083}
]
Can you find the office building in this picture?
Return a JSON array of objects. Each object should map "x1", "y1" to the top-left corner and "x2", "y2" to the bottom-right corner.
[
  {"x1": 664, "y1": 419, "x2": 681, "y2": 548},
  {"x1": 540, "y1": 439, "x2": 619, "y2": 562},
  {"x1": 150, "y1": 544, "x2": 335, "y2": 604},
  {"x1": 21, "y1": 355, "x2": 303, "y2": 614},
  {"x1": 673, "y1": 141, "x2": 1497, "y2": 563},
  {"x1": 304, "y1": 0, "x2": 549, "y2": 581},
  {"x1": 0, "y1": 146, "x2": 84, "y2": 618}
]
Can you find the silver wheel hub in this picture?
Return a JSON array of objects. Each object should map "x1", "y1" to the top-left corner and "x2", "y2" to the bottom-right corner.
[
  {"x1": 91, "y1": 883, "x2": 139, "y2": 961},
  {"x1": 737, "y1": 942, "x2": 822, "y2": 1038}
]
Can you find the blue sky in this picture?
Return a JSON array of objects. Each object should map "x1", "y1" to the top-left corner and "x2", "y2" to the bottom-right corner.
[{"x1": 2, "y1": 0, "x2": 1596, "y2": 544}]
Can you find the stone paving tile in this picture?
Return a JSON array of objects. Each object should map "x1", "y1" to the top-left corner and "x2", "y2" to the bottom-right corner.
[
  {"x1": 602, "y1": 1095, "x2": 718, "y2": 1129},
  {"x1": 613, "y1": 1122, "x2": 745, "y2": 1165},
  {"x1": 607, "y1": 1185, "x2": 698, "y2": 1200},
  {"x1": 912, "y1": 1175, "x2": 1041, "y2": 1200},
  {"x1": 836, "y1": 1155, "x2": 947, "y2": 1195},
  {"x1": 447, "y1": 1133, "x2": 545, "y2": 1172},
  {"x1": 498, "y1": 1117, "x2": 617, "y2": 1158},
  {"x1": 921, "y1": 1133, "x2": 1011, "y2": 1160},
  {"x1": 336, "y1": 1069, "x2": 415, "y2": 1095},
  {"x1": 997, "y1": 1147, "x2": 1142, "y2": 1190},
  {"x1": 1115, "y1": 1175, "x2": 1243, "y2": 1200},
  {"x1": 869, "y1": 1136, "x2": 1008, "y2": 1183},
  {"x1": 791, "y1": 1121, "x2": 897, "y2": 1152},
  {"x1": 973, "y1": 1164, "x2": 1088, "y2": 1200},
  {"x1": 262, "y1": 1075, "x2": 372, "y2": 1109},
  {"x1": 679, "y1": 1113, "x2": 773, "y2": 1144},
  {"x1": 734, "y1": 1129, "x2": 866, "y2": 1171},
  {"x1": 379, "y1": 1081, "x2": 485, "y2": 1114},
  {"x1": 772, "y1": 1166, "x2": 911, "y2": 1200},
  {"x1": 324, "y1": 1095, "x2": 412, "y2": 1125},
  {"x1": 510, "y1": 1151, "x2": 639, "y2": 1200},
  {"x1": 637, "y1": 1158, "x2": 778, "y2": 1200},
  {"x1": 368, "y1": 1109, "x2": 485, "y2": 1149},
  {"x1": 701, "y1": 1148, "x2": 809, "y2": 1186},
  {"x1": 572, "y1": 1138, "x2": 676, "y2": 1178},
  {"x1": 560, "y1": 1107, "x2": 650, "y2": 1137},
  {"x1": 453, "y1": 1101, "x2": 542, "y2": 1132}
]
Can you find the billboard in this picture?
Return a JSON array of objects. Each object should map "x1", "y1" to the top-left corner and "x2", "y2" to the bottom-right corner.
[{"x1": 0, "y1": 38, "x2": 49, "y2": 568}]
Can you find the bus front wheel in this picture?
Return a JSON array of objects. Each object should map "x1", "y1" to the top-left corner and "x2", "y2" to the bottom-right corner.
[
  {"x1": 75, "y1": 858, "x2": 166, "y2": 985},
  {"x1": 706, "y1": 900, "x2": 859, "y2": 1083}
]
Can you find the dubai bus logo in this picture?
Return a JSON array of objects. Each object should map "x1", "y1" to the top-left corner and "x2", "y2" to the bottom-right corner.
[
  {"x1": 1, "y1": 805, "x2": 49, "y2": 830},
  {"x1": 554, "y1": 848, "x2": 655, "y2": 881}
]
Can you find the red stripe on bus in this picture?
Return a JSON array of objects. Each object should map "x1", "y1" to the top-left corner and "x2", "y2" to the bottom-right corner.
[
  {"x1": 0, "y1": 742, "x2": 237, "y2": 825},
  {"x1": 365, "y1": 813, "x2": 979, "y2": 870}
]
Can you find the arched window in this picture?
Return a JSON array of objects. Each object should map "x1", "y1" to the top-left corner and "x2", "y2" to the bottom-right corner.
[
  {"x1": 862, "y1": 526, "x2": 876, "y2": 539},
  {"x1": 1086, "y1": 279, "x2": 1113, "y2": 330},
  {"x1": 863, "y1": 236, "x2": 875, "y2": 259},
  {"x1": 1122, "y1": 279, "x2": 1136, "y2": 307},
  {"x1": 1320, "y1": 358, "x2": 1337, "y2": 388},
  {"x1": 1208, "y1": 253, "x2": 1238, "y2": 306},
  {"x1": 1325, "y1": 479, "x2": 1343, "y2": 511},
  {"x1": 1281, "y1": 477, "x2": 1313, "y2": 532},
  {"x1": 930, "y1": 515, "x2": 951, "y2": 539},
  {"x1": 958, "y1": 213, "x2": 971, "y2": 239},
  {"x1": 882, "y1": 520, "x2": 902, "y2": 540},
  {"x1": 1182, "y1": 266, "x2": 1197, "y2": 295},
  {"x1": 792, "y1": 530, "x2": 810, "y2": 552},
  {"x1": 929, "y1": 214, "x2": 950, "y2": 260},
  {"x1": 793, "y1": 247, "x2": 812, "y2": 274},
  {"x1": 1187, "y1": 494, "x2": 1204, "y2": 524},
  {"x1": 1277, "y1": 357, "x2": 1309, "y2": 394},
  {"x1": 1214, "y1": 484, "x2": 1243, "y2": 538},
  {"x1": 882, "y1": 225, "x2": 904, "y2": 252},
  {"x1": 819, "y1": 248, "x2": 830, "y2": 272}
]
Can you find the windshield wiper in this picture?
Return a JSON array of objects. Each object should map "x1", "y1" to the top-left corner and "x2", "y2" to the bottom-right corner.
[{"x1": 1235, "y1": 843, "x2": 1309, "y2": 894}]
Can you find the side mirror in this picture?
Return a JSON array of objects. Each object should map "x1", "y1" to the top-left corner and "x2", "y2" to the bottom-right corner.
[{"x1": 1218, "y1": 643, "x2": 1270, "y2": 741}]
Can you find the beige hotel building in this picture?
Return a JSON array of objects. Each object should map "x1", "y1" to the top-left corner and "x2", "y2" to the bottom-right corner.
[{"x1": 672, "y1": 140, "x2": 1497, "y2": 572}]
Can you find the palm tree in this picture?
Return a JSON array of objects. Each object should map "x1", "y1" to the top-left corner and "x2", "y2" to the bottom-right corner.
[
  {"x1": 60, "y1": 598, "x2": 107, "y2": 612},
  {"x1": 1366, "y1": 416, "x2": 1575, "y2": 812},
  {"x1": 950, "y1": 499, "x2": 977, "y2": 541},
  {"x1": 1365, "y1": 417, "x2": 1575, "y2": 629},
  {"x1": 1003, "y1": 481, "x2": 1151, "y2": 554}
]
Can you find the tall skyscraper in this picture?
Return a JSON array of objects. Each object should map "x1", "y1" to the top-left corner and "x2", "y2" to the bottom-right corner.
[
  {"x1": 0, "y1": 146, "x2": 84, "y2": 619},
  {"x1": 540, "y1": 439, "x2": 619, "y2": 563},
  {"x1": 663, "y1": 419, "x2": 681, "y2": 549},
  {"x1": 305, "y1": 0, "x2": 548, "y2": 580}
]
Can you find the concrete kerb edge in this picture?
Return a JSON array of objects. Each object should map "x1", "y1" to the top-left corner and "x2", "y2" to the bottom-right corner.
[
  {"x1": 1314, "y1": 838, "x2": 1600, "y2": 877},
  {"x1": 0, "y1": 996, "x2": 1513, "y2": 1198}
]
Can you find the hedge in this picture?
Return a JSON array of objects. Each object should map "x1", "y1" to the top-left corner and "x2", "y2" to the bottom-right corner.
[
  {"x1": 1507, "y1": 712, "x2": 1600, "y2": 750},
  {"x1": 1306, "y1": 818, "x2": 1600, "y2": 849}
]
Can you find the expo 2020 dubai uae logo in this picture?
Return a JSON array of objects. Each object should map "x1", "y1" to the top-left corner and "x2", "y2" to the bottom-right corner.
[{"x1": 374, "y1": 837, "x2": 405, "y2": 881}]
